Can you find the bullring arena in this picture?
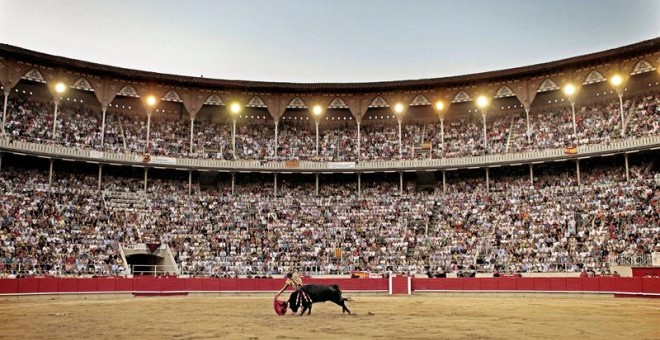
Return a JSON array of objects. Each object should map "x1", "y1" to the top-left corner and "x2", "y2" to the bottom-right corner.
[
  {"x1": 2, "y1": 294, "x2": 658, "y2": 339},
  {"x1": 1, "y1": 2, "x2": 660, "y2": 339}
]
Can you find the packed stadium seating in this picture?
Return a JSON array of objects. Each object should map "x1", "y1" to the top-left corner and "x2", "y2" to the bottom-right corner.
[
  {"x1": 1, "y1": 43, "x2": 659, "y2": 280},
  {"x1": 3, "y1": 91, "x2": 659, "y2": 161},
  {"x1": 1, "y1": 154, "x2": 657, "y2": 277}
]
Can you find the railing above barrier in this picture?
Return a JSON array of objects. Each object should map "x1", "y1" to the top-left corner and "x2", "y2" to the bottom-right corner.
[
  {"x1": 609, "y1": 255, "x2": 653, "y2": 267},
  {"x1": 1, "y1": 135, "x2": 660, "y2": 172},
  {"x1": 131, "y1": 265, "x2": 181, "y2": 276}
]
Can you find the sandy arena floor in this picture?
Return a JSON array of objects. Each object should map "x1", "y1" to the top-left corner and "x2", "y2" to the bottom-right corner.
[{"x1": 1, "y1": 294, "x2": 658, "y2": 339}]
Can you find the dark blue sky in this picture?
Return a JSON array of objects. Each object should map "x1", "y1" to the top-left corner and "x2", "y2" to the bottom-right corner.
[{"x1": 1, "y1": 0, "x2": 658, "y2": 82}]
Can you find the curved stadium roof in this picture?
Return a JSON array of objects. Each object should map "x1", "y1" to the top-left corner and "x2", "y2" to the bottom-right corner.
[{"x1": 1, "y1": 38, "x2": 658, "y2": 93}]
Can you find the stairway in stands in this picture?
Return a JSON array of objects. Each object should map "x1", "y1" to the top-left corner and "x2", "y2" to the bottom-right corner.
[
  {"x1": 115, "y1": 115, "x2": 129, "y2": 151},
  {"x1": 409, "y1": 198, "x2": 444, "y2": 265},
  {"x1": 103, "y1": 191, "x2": 148, "y2": 212},
  {"x1": 403, "y1": 215, "x2": 423, "y2": 262},
  {"x1": 506, "y1": 113, "x2": 527, "y2": 153},
  {"x1": 622, "y1": 98, "x2": 637, "y2": 135},
  {"x1": 421, "y1": 125, "x2": 426, "y2": 142},
  {"x1": 427, "y1": 197, "x2": 444, "y2": 235},
  {"x1": 102, "y1": 190, "x2": 149, "y2": 243},
  {"x1": 405, "y1": 233, "x2": 418, "y2": 261}
]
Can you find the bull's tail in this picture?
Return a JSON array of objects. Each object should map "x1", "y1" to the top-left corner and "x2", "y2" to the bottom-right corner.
[{"x1": 333, "y1": 285, "x2": 353, "y2": 302}]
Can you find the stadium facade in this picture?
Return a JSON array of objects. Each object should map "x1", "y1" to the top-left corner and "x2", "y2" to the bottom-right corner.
[
  {"x1": 0, "y1": 39, "x2": 659, "y2": 279},
  {"x1": 0, "y1": 39, "x2": 658, "y2": 177}
]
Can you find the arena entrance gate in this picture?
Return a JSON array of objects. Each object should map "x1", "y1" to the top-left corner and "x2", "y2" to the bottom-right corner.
[{"x1": 121, "y1": 243, "x2": 180, "y2": 276}]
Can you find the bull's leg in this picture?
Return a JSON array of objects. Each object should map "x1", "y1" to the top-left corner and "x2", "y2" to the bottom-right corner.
[
  {"x1": 331, "y1": 298, "x2": 351, "y2": 314},
  {"x1": 307, "y1": 304, "x2": 312, "y2": 315},
  {"x1": 299, "y1": 306, "x2": 306, "y2": 316},
  {"x1": 342, "y1": 300, "x2": 351, "y2": 315}
]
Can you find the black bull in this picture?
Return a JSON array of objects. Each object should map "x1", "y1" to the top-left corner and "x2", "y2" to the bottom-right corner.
[{"x1": 287, "y1": 284, "x2": 351, "y2": 316}]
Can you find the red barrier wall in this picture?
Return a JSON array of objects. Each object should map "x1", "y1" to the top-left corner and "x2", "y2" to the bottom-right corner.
[
  {"x1": 411, "y1": 277, "x2": 660, "y2": 295},
  {"x1": 0, "y1": 277, "x2": 389, "y2": 296},
  {"x1": 632, "y1": 267, "x2": 660, "y2": 277},
  {"x1": 0, "y1": 277, "x2": 657, "y2": 296},
  {"x1": 391, "y1": 276, "x2": 408, "y2": 295}
]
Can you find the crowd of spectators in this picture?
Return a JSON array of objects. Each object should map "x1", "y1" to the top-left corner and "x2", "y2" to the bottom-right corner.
[
  {"x1": 1, "y1": 88, "x2": 658, "y2": 277},
  {"x1": 1, "y1": 156, "x2": 657, "y2": 277},
  {"x1": 0, "y1": 168, "x2": 127, "y2": 276},
  {"x1": 626, "y1": 92, "x2": 660, "y2": 138},
  {"x1": 2, "y1": 90, "x2": 658, "y2": 161}
]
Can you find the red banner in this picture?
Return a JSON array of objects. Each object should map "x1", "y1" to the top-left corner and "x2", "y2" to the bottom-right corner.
[{"x1": 285, "y1": 160, "x2": 300, "y2": 168}]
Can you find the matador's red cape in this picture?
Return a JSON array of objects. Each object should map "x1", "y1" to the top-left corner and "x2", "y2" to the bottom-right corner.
[{"x1": 274, "y1": 292, "x2": 288, "y2": 315}]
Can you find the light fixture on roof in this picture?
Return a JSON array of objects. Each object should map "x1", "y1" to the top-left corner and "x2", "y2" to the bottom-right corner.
[
  {"x1": 476, "y1": 95, "x2": 489, "y2": 109},
  {"x1": 229, "y1": 103, "x2": 241, "y2": 157},
  {"x1": 230, "y1": 102, "x2": 241, "y2": 114},
  {"x1": 394, "y1": 103, "x2": 404, "y2": 114},
  {"x1": 562, "y1": 83, "x2": 576, "y2": 96},
  {"x1": 55, "y1": 82, "x2": 66, "y2": 94},
  {"x1": 147, "y1": 95, "x2": 157, "y2": 107},
  {"x1": 562, "y1": 83, "x2": 578, "y2": 135},
  {"x1": 312, "y1": 105, "x2": 323, "y2": 116},
  {"x1": 609, "y1": 74, "x2": 626, "y2": 137},
  {"x1": 51, "y1": 82, "x2": 67, "y2": 140}
]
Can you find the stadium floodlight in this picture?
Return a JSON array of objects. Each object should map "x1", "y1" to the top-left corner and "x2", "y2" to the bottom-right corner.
[
  {"x1": 476, "y1": 96, "x2": 489, "y2": 109},
  {"x1": 394, "y1": 103, "x2": 404, "y2": 114},
  {"x1": 562, "y1": 84, "x2": 578, "y2": 135},
  {"x1": 55, "y1": 82, "x2": 66, "y2": 94},
  {"x1": 145, "y1": 95, "x2": 157, "y2": 152},
  {"x1": 311, "y1": 105, "x2": 324, "y2": 156},
  {"x1": 433, "y1": 99, "x2": 448, "y2": 149},
  {"x1": 476, "y1": 96, "x2": 490, "y2": 149},
  {"x1": 563, "y1": 84, "x2": 576, "y2": 97},
  {"x1": 146, "y1": 95, "x2": 157, "y2": 107},
  {"x1": 313, "y1": 105, "x2": 323, "y2": 116},
  {"x1": 392, "y1": 102, "x2": 405, "y2": 157},
  {"x1": 312, "y1": 104, "x2": 326, "y2": 156},
  {"x1": 51, "y1": 82, "x2": 67, "y2": 140},
  {"x1": 609, "y1": 74, "x2": 626, "y2": 136},
  {"x1": 229, "y1": 102, "x2": 241, "y2": 158},
  {"x1": 230, "y1": 102, "x2": 242, "y2": 115}
]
